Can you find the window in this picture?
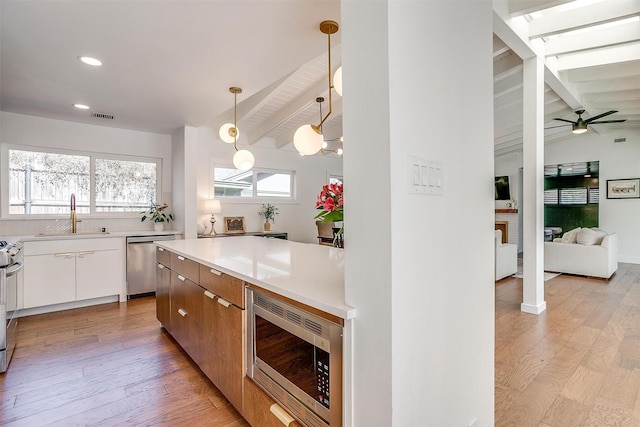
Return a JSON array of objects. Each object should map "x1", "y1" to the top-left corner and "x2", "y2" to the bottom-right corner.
[
  {"x1": 214, "y1": 167, "x2": 294, "y2": 199},
  {"x1": 544, "y1": 189, "x2": 558, "y2": 205},
  {"x1": 559, "y1": 188, "x2": 587, "y2": 204},
  {"x1": 8, "y1": 148, "x2": 160, "y2": 215}
]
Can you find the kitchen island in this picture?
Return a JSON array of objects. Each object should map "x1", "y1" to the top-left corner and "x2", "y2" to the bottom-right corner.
[{"x1": 155, "y1": 236, "x2": 353, "y2": 427}]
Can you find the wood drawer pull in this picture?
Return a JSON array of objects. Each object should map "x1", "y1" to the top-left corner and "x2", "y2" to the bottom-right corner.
[
  {"x1": 204, "y1": 290, "x2": 215, "y2": 299},
  {"x1": 158, "y1": 247, "x2": 165, "y2": 251},
  {"x1": 177, "y1": 275, "x2": 186, "y2": 281},
  {"x1": 269, "y1": 403, "x2": 294, "y2": 426},
  {"x1": 158, "y1": 264, "x2": 164, "y2": 269},
  {"x1": 55, "y1": 252, "x2": 73, "y2": 257},
  {"x1": 209, "y1": 268, "x2": 222, "y2": 276},
  {"x1": 217, "y1": 298, "x2": 231, "y2": 308},
  {"x1": 177, "y1": 308, "x2": 187, "y2": 317},
  {"x1": 177, "y1": 255, "x2": 185, "y2": 261}
]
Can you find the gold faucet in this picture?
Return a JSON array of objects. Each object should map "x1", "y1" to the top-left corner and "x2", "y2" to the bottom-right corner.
[{"x1": 70, "y1": 193, "x2": 81, "y2": 233}]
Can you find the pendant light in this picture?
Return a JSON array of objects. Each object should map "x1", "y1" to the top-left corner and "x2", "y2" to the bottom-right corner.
[
  {"x1": 315, "y1": 97, "x2": 343, "y2": 156},
  {"x1": 219, "y1": 87, "x2": 254, "y2": 171},
  {"x1": 293, "y1": 20, "x2": 340, "y2": 156}
]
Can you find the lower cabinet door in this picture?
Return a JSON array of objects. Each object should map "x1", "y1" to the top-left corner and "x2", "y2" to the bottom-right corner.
[
  {"x1": 156, "y1": 263, "x2": 171, "y2": 329},
  {"x1": 76, "y1": 249, "x2": 121, "y2": 300},
  {"x1": 201, "y1": 290, "x2": 244, "y2": 412},
  {"x1": 171, "y1": 301, "x2": 200, "y2": 363},
  {"x1": 243, "y1": 378, "x2": 302, "y2": 427},
  {"x1": 24, "y1": 253, "x2": 76, "y2": 308}
]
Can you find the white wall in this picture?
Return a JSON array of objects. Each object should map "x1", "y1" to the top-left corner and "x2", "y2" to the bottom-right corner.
[
  {"x1": 343, "y1": 1, "x2": 495, "y2": 426},
  {"x1": 0, "y1": 112, "x2": 173, "y2": 235},
  {"x1": 195, "y1": 126, "x2": 343, "y2": 243},
  {"x1": 545, "y1": 129, "x2": 640, "y2": 263}
]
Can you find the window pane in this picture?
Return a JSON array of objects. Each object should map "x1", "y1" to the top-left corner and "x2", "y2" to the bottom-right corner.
[
  {"x1": 589, "y1": 187, "x2": 599, "y2": 204},
  {"x1": 9, "y1": 149, "x2": 90, "y2": 214},
  {"x1": 559, "y1": 188, "x2": 587, "y2": 204},
  {"x1": 329, "y1": 176, "x2": 343, "y2": 185},
  {"x1": 544, "y1": 189, "x2": 558, "y2": 204},
  {"x1": 256, "y1": 172, "x2": 292, "y2": 198},
  {"x1": 214, "y1": 167, "x2": 253, "y2": 197},
  {"x1": 95, "y1": 159, "x2": 157, "y2": 212}
]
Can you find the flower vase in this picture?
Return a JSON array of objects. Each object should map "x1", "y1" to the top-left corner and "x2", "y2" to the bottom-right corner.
[
  {"x1": 264, "y1": 221, "x2": 271, "y2": 232},
  {"x1": 332, "y1": 227, "x2": 344, "y2": 248},
  {"x1": 154, "y1": 222, "x2": 164, "y2": 232}
]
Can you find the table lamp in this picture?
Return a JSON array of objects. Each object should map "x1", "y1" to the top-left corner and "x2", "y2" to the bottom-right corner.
[{"x1": 205, "y1": 199, "x2": 222, "y2": 236}]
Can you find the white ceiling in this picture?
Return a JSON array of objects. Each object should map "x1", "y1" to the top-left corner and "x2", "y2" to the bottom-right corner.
[{"x1": 1, "y1": 1, "x2": 638, "y2": 155}]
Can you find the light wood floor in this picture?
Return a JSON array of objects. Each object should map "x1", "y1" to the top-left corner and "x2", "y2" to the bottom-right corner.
[
  {"x1": 0, "y1": 297, "x2": 248, "y2": 426},
  {"x1": 496, "y1": 262, "x2": 640, "y2": 426},
  {"x1": 4, "y1": 266, "x2": 640, "y2": 426}
]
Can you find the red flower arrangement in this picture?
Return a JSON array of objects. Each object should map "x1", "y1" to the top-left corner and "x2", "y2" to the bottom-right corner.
[{"x1": 315, "y1": 182, "x2": 344, "y2": 224}]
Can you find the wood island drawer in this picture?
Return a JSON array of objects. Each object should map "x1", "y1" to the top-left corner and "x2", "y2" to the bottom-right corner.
[
  {"x1": 156, "y1": 246, "x2": 171, "y2": 266},
  {"x1": 170, "y1": 271, "x2": 202, "y2": 324},
  {"x1": 243, "y1": 378, "x2": 302, "y2": 427},
  {"x1": 170, "y1": 252, "x2": 200, "y2": 283},
  {"x1": 200, "y1": 264, "x2": 244, "y2": 308}
]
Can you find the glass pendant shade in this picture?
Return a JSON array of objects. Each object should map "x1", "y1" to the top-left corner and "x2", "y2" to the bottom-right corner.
[
  {"x1": 572, "y1": 123, "x2": 587, "y2": 134},
  {"x1": 233, "y1": 149, "x2": 255, "y2": 171},
  {"x1": 293, "y1": 124, "x2": 323, "y2": 155},
  {"x1": 333, "y1": 66, "x2": 343, "y2": 96},
  {"x1": 219, "y1": 123, "x2": 239, "y2": 143}
]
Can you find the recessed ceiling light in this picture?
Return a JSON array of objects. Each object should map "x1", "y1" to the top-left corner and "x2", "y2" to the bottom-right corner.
[
  {"x1": 73, "y1": 103, "x2": 90, "y2": 110},
  {"x1": 78, "y1": 56, "x2": 102, "y2": 66}
]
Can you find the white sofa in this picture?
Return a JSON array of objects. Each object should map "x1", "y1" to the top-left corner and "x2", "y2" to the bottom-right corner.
[
  {"x1": 544, "y1": 227, "x2": 618, "y2": 279},
  {"x1": 495, "y1": 229, "x2": 517, "y2": 281}
]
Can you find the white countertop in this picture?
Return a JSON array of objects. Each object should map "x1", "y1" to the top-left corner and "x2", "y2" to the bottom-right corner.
[{"x1": 156, "y1": 237, "x2": 355, "y2": 320}]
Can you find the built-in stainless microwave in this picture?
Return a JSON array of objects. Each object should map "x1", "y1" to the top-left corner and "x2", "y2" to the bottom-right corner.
[{"x1": 246, "y1": 288, "x2": 343, "y2": 427}]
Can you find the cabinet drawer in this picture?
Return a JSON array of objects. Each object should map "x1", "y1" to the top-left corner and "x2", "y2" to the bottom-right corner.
[
  {"x1": 171, "y1": 301, "x2": 200, "y2": 363},
  {"x1": 170, "y1": 252, "x2": 199, "y2": 283},
  {"x1": 156, "y1": 246, "x2": 171, "y2": 267},
  {"x1": 243, "y1": 378, "x2": 302, "y2": 427},
  {"x1": 170, "y1": 271, "x2": 202, "y2": 324},
  {"x1": 200, "y1": 264, "x2": 244, "y2": 308}
]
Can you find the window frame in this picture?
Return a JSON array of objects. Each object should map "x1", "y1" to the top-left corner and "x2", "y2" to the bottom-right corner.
[
  {"x1": 211, "y1": 164, "x2": 297, "y2": 203},
  {"x1": 1, "y1": 144, "x2": 162, "y2": 219}
]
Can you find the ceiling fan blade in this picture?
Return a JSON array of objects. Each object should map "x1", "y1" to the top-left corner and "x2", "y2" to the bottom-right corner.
[
  {"x1": 584, "y1": 110, "x2": 617, "y2": 123},
  {"x1": 589, "y1": 119, "x2": 626, "y2": 124},
  {"x1": 552, "y1": 118, "x2": 577, "y2": 124}
]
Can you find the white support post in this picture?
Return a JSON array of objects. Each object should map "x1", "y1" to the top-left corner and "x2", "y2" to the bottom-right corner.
[{"x1": 521, "y1": 54, "x2": 547, "y2": 315}]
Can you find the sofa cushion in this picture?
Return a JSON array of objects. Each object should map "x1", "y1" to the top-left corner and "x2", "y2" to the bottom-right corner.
[
  {"x1": 561, "y1": 227, "x2": 581, "y2": 244},
  {"x1": 577, "y1": 228, "x2": 607, "y2": 246}
]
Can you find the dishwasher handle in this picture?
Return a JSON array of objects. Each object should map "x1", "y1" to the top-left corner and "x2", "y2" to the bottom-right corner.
[{"x1": 126, "y1": 235, "x2": 176, "y2": 244}]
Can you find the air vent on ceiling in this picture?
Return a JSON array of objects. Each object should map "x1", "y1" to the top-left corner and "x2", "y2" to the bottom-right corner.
[
  {"x1": 91, "y1": 112, "x2": 115, "y2": 120},
  {"x1": 613, "y1": 137, "x2": 627, "y2": 144}
]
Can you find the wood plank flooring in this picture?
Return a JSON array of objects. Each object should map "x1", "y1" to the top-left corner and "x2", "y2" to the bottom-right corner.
[
  {"x1": 4, "y1": 264, "x2": 640, "y2": 426},
  {"x1": 0, "y1": 297, "x2": 248, "y2": 426},
  {"x1": 496, "y1": 262, "x2": 640, "y2": 426}
]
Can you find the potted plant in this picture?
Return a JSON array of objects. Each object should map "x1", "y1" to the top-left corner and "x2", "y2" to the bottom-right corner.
[
  {"x1": 258, "y1": 203, "x2": 279, "y2": 231},
  {"x1": 315, "y1": 182, "x2": 344, "y2": 247},
  {"x1": 141, "y1": 203, "x2": 174, "y2": 231}
]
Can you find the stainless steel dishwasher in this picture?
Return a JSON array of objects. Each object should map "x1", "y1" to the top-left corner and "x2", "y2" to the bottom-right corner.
[{"x1": 126, "y1": 234, "x2": 176, "y2": 298}]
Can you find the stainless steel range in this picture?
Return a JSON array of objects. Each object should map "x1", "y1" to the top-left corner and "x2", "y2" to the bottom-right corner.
[{"x1": 1, "y1": 240, "x2": 23, "y2": 373}]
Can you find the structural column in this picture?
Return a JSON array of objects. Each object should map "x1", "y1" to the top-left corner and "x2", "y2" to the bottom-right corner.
[{"x1": 521, "y1": 54, "x2": 546, "y2": 314}]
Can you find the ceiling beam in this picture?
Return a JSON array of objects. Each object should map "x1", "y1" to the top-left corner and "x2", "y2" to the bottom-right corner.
[
  {"x1": 246, "y1": 78, "x2": 331, "y2": 145},
  {"x1": 545, "y1": 20, "x2": 640, "y2": 56},
  {"x1": 508, "y1": 0, "x2": 573, "y2": 17},
  {"x1": 555, "y1": 41, "x2": 640, "y2": 70},
  {"x1": 564, "y1": 59, "x2": 640, "y2": 81},
  {"x1": 529, "y1": 0, "x2": 640, "y2": 39},
  {"x1": 576, "y1": 74, "x2": 640, "y2": 93}
]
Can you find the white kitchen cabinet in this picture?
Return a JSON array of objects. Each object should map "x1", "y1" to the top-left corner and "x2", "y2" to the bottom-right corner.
[
  {"x1": 23, "y1": 238, "x2": 124, "y2": 309},
  {"x1": 24, "y1": 252, "x2": 76, "y2": 308}
]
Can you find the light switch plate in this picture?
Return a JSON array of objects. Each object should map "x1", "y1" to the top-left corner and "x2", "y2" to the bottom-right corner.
[{"x1": 408, "y1": 155, "x2": 443, "y2": 195}]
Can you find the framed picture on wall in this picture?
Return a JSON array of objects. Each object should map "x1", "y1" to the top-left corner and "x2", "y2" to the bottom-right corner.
[
  {"x1": 607, "y1": 178, "x2": 640, "y2": 199},
  {"x1": 223, "y1": 216, "x2": 246, "y2": 234}
]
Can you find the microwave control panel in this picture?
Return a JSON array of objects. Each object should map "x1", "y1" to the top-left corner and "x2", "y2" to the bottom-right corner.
[{"x1": 316, "y1": 348, "x2": 330, "y2": 409}]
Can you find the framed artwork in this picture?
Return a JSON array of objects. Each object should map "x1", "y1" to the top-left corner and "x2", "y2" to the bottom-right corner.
[
  {"x1": 607, "y1": 178, "x2": 640, "y2": 199},
  {"x1": 223, "y1": 216, "x2": 246, "y2": 234}
]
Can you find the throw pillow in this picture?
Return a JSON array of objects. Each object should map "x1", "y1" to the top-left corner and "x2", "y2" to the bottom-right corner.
[
  {"x1": 577, "y1": 228, "x2": 606, "y2": 245},
  {"x1": 562, "y1": 227, "x2": 581, "y2": 244}
]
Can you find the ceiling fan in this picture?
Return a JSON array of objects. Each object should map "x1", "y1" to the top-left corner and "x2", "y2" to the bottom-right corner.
[{"x1": 549, "y1": 109, "x2": 626, "y2": 134}]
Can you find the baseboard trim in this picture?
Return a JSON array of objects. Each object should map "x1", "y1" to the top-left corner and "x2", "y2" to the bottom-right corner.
[
  {"x1": 521, "y1": 301, "x2": 547, "y2": 315},
  {"x1": 17, "y1": 295, "x2": 120, "y2": 317}
]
